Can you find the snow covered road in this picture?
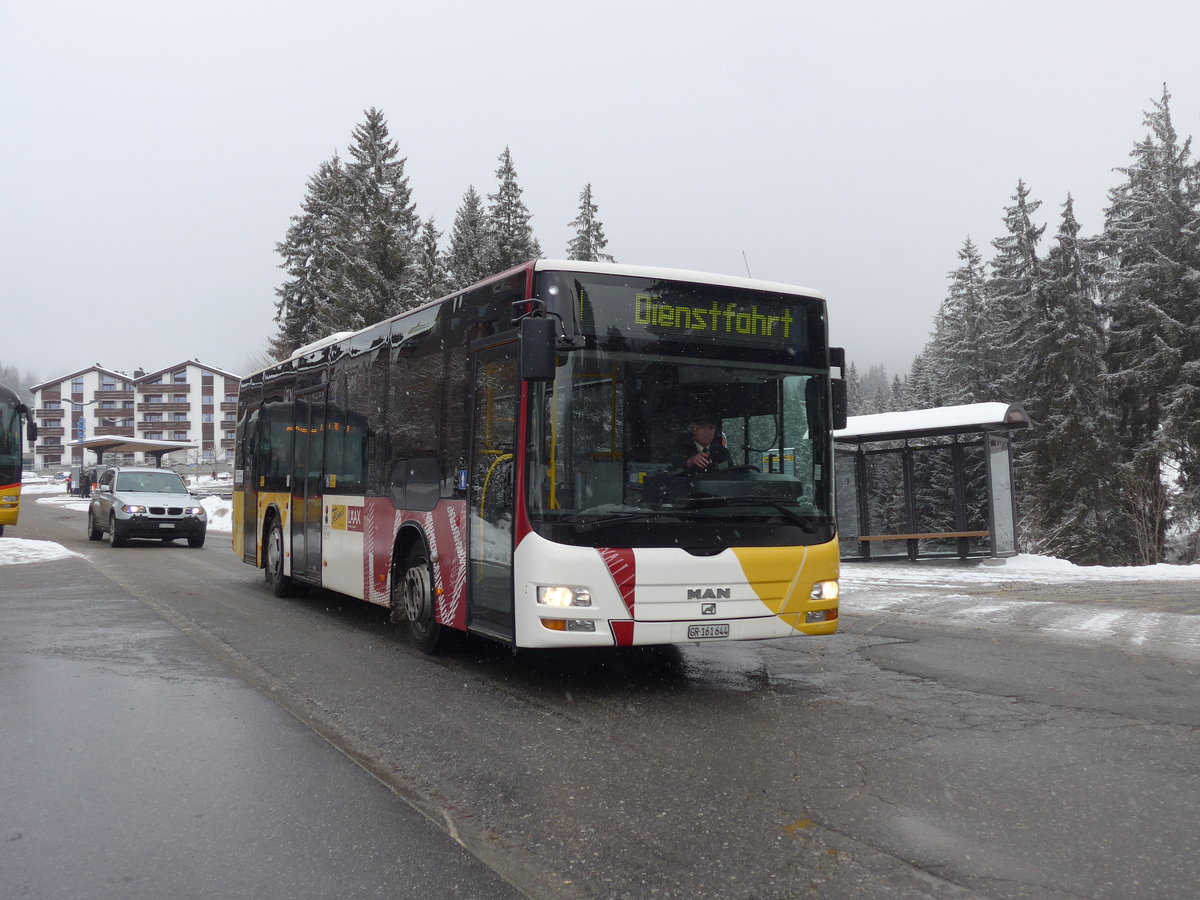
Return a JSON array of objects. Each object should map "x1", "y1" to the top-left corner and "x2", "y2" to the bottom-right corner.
[{"x1": 842, "y1": 555, "x2": 1200, "y2": 661}]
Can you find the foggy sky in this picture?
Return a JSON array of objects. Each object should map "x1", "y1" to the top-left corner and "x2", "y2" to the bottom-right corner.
[{"x1": 3, "y1": 0, "x2": 1198, "y2": 385}]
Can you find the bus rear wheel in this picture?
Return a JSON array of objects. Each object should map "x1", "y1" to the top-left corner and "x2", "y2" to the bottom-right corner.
[
  {"x1": 394, "y1": 545, "x2": 442, "y2": 654},
  {"x1": 265, "y1": 519, "x2": 295, "y2": 597}
]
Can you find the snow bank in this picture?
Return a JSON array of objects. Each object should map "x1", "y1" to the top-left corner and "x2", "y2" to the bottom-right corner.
[
  {"x1": 0, "y1": 538, "x2": 79, "y2": 566},
  {"x1": 840, "y1": 553, "x2": 1200, "y2": 586}
]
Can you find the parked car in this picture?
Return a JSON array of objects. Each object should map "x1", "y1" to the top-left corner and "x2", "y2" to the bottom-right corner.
[{"x1": 87, "y1": 466, "x2": 207, "y2": 548}]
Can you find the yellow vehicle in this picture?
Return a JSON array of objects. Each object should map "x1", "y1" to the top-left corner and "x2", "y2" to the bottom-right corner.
[{"x1": 0, "y1": 383, "x2": 38, "y2": 536}]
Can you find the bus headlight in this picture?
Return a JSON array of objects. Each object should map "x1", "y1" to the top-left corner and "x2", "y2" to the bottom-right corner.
[
  {"x1": 809, "y1": 580, "x2": 839, "y2": 602},
  {"x1": 537, "y1": 586, "x2": 592, "y2": 608}
]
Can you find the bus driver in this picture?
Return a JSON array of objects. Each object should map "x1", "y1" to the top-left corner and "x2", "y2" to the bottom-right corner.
[{"x1": 682, "y1": 413, "x2": 731, "y2": 472}]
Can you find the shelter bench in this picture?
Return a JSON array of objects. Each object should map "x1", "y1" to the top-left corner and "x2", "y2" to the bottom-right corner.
[{"x1": 856, "y1": 530, "x2": 990, "y2": 542}]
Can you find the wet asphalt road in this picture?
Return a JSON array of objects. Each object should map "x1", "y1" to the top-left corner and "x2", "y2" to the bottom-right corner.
[
  {"x1": 0, "y1": 535, "x2": 520, "y2": 898},
  {"x1": 5, "y1": 497, "x2": 1200, "y2": 899}
]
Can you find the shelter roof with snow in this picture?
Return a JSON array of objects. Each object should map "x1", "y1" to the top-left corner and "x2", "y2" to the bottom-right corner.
[{"x1": 835, "y1": 402, "x2": 1030, "y2": 444}]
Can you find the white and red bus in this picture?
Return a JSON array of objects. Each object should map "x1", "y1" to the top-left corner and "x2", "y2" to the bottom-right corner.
[{"x1": 233, "y1": 260, "x2": 845, "y2": 652}]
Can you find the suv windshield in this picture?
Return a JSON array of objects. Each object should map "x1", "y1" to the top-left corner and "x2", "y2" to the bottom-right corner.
[{"x1": 115, "y1": 471, "x2": 189, "y2": 493}]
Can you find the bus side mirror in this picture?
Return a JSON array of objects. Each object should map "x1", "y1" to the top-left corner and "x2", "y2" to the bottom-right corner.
[
  {"x1": 27, "y1": 421, "x2": 38, "y2": 442},
  {"x1": 832, "y1": 379, "x2": 848, "y2": 431},
  {"x1": 829, "y1": 346, "x2": 846, "y2": 378},
  {"x1": 520, "y1": 316, "x2": 557, "y2": 382}
]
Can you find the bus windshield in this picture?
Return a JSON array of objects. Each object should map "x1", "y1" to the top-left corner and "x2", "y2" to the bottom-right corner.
[
  {"x1": 525, "y1": 276, "x2": 836, "y2": 550},
  {"x1": 1, "y1": 397, "x2": 23, "y2": 476}
]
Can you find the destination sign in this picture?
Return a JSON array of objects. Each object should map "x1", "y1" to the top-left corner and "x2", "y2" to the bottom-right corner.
[
  {"x1": 634, "y1": 293, "x2": 796, "y2": 339},
  {"x1": 559, "y1": 272, "x2": 823, "y2": 361}
]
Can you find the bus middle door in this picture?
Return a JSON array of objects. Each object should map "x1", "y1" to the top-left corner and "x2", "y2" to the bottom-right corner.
[
  {"x1": 291, "y1": 386, "x2": 326, "y2": 582},
  {"x1": 466, "y1": 343, "x2": 518, "y2": 640}
]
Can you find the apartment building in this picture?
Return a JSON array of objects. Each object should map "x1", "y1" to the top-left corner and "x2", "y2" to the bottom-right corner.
[{"x1": 29, "y1": 360, "x2": 241, "y2": 470}]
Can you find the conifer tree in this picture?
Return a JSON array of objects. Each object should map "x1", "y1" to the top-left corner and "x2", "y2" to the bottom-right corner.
[
  {"x1": 986, "y1": 180, "x2": 1046, "y2": 404},
  {"x1": 318, "y1": 107, "x2": 422, "y2": 333},
  {"x1": 414, "y1": 218, "x2": 449, "y2": 303},
  {"x1": 1021, "y1": 196, "x2": 1121, "y2": 564},
  {"x1": 924, "y1": 237, "x2": 990, "y2": 406},
  {"x1": 446, "y1": 186, "x2": 494, "y2": 288},
  {"x1": 566, "y1": 183, "x2": 614, "y2": 262},
  {"x1": 487, "y1": 147, "x2": 542, "y2": 271},
  {"x1": 272, "y1": 154, "x2": 354, "y2": 358},
  {"x1": 1101, "y1": 86, "x2": 1200, "y2": 559},
  {"x1": 845, "y1": 362, "x2": 863, "y2": 416}
]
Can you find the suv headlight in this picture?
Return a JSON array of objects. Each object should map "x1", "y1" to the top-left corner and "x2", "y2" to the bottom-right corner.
[
  {"x1": 186, "y1": 506, "x2": 205, "y2": 516},
  {"x1": 124, "y1": 504, "x2": 147, "y2": 514}
]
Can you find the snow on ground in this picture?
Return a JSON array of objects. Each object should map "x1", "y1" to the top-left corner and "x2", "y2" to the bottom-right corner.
[
  {"x1": 0, "y1": 537, "x2": 79, "y2": 565},
  {"x1": 23, "y1": 478, "x2": 233, "y2": 534},
  {"x1": 842, "y1": 554, "x2": 1200, "y2": 661},
  {"x1": 1, "y1": 479, "x2": 234, "y2": 567},
  {"x1": 840, "y1": 553, "x2": 1200, "y2": 586}
]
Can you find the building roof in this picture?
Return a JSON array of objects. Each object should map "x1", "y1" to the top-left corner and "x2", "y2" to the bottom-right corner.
[
  {"x1": 834, "y1": 402, "x2": 1031, "y2": 444},
  {"x1": 30, "y1": 364, "x2": 132, "y2": 392},
  {"x1": 137, "y1": 359, "x2": 242, "y2": 382},
  {"x1": 30, "y1": 359, "x2": 242, "y2": 393}
]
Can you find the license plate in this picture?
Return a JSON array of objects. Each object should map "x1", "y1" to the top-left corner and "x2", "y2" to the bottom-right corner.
[
  {"x1": 159, "y1": 523, "x2": 175, "y2": 529},
  {"x1": 688, "y1": 623, "x2": 730, "y2": 639}
]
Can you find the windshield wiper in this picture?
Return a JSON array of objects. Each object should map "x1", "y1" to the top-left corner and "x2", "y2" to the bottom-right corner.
[
  {"x1": 568, "y1": 512, "x2": 684, "y2": 534},
  {"x1": 683, "y1": 496, "x2": 820, "y2": 533}
]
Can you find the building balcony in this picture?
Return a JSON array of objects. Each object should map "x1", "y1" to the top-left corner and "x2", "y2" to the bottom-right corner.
[
  {"x1": 94, "y1": 426, "x2": 136, "y2": 437},
  {"x1": 139, "y1": 421, "x2": 191, "y2": 431},
  {"x1": 37, "y1": 426, "x2": 66, "y2": 438},
  {"x1": 137, "y1": 402, "x2": 191, "y2": 413},
  {"x1": 139, "y1": 382, "x2": 190, "y2": 393},
  {"x1": 93, "y1": 390, "x2": 135, "y2": 401},
  {"x1": 220, "y1": 401, "x2": 239, "y2": 413}
]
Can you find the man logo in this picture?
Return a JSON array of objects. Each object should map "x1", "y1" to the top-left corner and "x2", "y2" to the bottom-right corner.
[
  {"x1": 701, "y1": 603, "x2": 717, "y2": 616},
  {"x1": 687, "y1": 587, "x2": 731, "y2": 600}
]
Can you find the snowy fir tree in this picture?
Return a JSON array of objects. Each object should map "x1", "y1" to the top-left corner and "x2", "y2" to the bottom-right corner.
[
  {"x1": 566, "y1": 183, "x2": 614, "y2": 262},
  {"x1": 319, "y1": 107, "x2": 423, "y2": 334},
  {"x1": 845, "y1": 363, "x2": 863, "y2": 415},
  {"x1": 986, "y1": 180, "x2": 1046, "y2": 405},
  {"x1": 923, "y1": 237, "x2": 991, "y2": 406},
  {"x1": 486, "y1": 147, "x2": 542, "y2": 271},
  {"x1": 446, "y1": 186, "x2": 494, "y2": 289},
  {"x1": 414, "y1": 218, "x2": 449, "y2": 304},
  {"x1": 271, "y1": 154, "x2": 355, "y2": 358},
  {"x1": 1101, "y1": 86, "x2": 1200, "y2": 561},
  {"x1": 1020, "y1": 196, "x2": 1122, "y2": 564}
]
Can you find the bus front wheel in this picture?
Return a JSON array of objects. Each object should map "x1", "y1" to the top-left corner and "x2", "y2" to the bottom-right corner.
[
  {"x1": 265, "y1": 519, "x2": 295, "y2": 597},
  {"x1": 394, "y1": 545, "x2": 441, "y2": 654}
]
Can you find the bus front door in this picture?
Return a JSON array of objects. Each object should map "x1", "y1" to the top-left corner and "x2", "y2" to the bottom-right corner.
[
  {"x1": 467, "y1": 344, "x2": 517, "y2": 640},
  {"x1": 291, "y1": 387, "x2": 326, "y2": 582}
]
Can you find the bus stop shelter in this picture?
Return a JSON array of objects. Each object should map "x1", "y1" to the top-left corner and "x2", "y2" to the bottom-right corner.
[
  {"x1": 834, "y1": 402, "x2": 1030, "y2": 562},
  {"x1": 68, "y1": 437, "x2": 198, "y2": 469}
]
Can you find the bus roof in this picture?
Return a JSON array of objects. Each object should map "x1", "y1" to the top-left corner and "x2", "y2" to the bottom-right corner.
[
  {"x1": 535, "y1": 259, "x2": 825, "y2": 300},
  {"x1": 248, "y1": 259, "x2": 827, "y2": 380}
]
